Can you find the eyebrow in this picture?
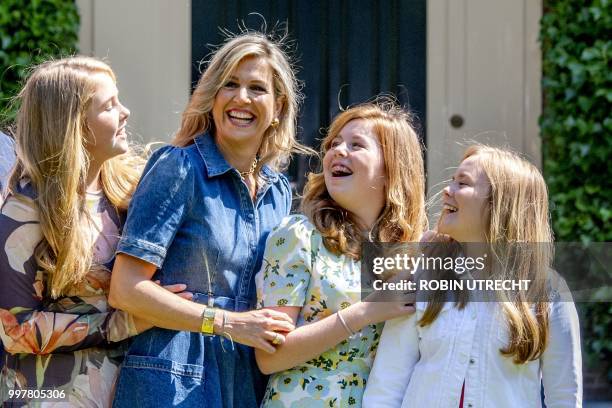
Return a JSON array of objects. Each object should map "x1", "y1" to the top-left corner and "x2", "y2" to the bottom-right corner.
[
  {"x1": 334, "y1": 133, "x2": 370, "y2": 141},
  {"x1": 97, "y1": 94, "x2": 116, "y2": 107},
  {"x1": 228, "y1": 75, "x2": 269, "y2": 86},
  {"x1": 454, "y1": 172, "x2": 473, "y2": 180},
  {"x1": 351, "y1": 134, "x2": 370, "y2": 141}
]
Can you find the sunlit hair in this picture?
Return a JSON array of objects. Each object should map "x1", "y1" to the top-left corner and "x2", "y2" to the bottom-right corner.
[
  {"x1": 173, "y1": 32, "x2": 312, "y2": 172},
  {"x1": 421, "y1": 144, "x2": 553, "y2": 364},
  {"x1": 8, "y1": 56, "x2": 144, "y2": 298},
  {"x1": 302, "y1": 100, "x2": 427, "y2": 259}
]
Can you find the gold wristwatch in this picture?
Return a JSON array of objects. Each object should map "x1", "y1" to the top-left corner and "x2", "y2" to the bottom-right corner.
[{"x1": 200, "y1": 307, "x2": 216, "y2": 335}]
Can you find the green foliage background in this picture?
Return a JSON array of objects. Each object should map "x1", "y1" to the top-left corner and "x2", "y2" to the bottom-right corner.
[
  {"x1": 0, "y1": 0, "x2": 79, "y2": 125},
  {"x1": 540, "y1": 0, "x2": 611, "y2": 379}
]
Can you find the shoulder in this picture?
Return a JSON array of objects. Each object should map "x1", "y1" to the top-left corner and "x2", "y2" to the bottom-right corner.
[
  {"x1": 134, "y1": 144, "x2": 199, "y2": 198},
  {"x1": 126, "y1": 145, "x2": 199, "y2": 214},
  {"x1": 265, "y1": 215, "x2": 316, "y2": 253},
  {"x1": 142, "y1": 144, "x2": 197, "y2": 181},
  {"x1": 271, "y1": 214, "x2": 314, "y2": 237},
  {"x1": 0, "y1": 191, "x2": 42, "y2": 275},
  {"x1": 1, "y1": 181, "x2": 39, "y2": 223},
  {"x1": 1, "y1": 192, "x2": 39, "y2": 224}
]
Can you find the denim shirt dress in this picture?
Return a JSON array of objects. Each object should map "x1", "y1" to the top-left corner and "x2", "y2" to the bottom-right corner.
[{"x1": 112, "y1": 133, "x2": 292, "y2": 408}]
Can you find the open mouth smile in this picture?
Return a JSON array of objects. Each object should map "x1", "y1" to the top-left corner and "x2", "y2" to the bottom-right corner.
[
  {"x1": 443, "y1": 203, "x2": 458, "y2": 213},
  {"x1": 227, "y1": 109, "x2": 255, "y2": 127},
  {"x1": 331, "y1": 164, "x2": 353, "y2": 177}
]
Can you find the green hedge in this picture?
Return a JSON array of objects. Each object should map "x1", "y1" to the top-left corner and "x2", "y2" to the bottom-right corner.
[
  {"x1": 0, "y1": 0, "x2": 79, "y2": 124},
  {"x1": 540, "y1": 0, "x2": 612, "y2": 379}
]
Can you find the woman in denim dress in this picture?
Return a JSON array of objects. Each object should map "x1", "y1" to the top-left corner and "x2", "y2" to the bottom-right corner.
[{"x1": 109, "y1": 32, "x2": 310, "y2": 407}]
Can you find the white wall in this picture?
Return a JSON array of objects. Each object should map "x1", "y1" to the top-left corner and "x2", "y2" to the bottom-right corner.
[
  {"x1": 427, "y1": 0, "x2": 542, "y2": 205},
  {"x1": 76, "y1": 0, "x2": 190, "y2": 143}
]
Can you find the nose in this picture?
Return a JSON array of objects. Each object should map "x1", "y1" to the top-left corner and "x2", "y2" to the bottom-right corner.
[
  {"x1": 119, "y1": 103, "x2": 130, "y2": 121},
  {"x1": 443, "y1": 184, "x2": 453, "y2": 198},
  {"x1": 331, "y1": 141, "x2": 348, "y2": 157},
  {"x1": 235, "y1": 86, "x2": 250, "y2": 104}
]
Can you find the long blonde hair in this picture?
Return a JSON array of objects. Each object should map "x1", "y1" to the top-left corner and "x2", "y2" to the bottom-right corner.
[
  {"x1": 421, "y1": 144, "x2": 553, "y2": 364},
  {"x1": 8, "y1": 56, "x2": 143, "y2": 298},
  {"x1": 173, "y1": 32, "x2": 311, "y2": 172},
  {"x1": 302, "y1": 101, "x2": 427, "y2": 259}
]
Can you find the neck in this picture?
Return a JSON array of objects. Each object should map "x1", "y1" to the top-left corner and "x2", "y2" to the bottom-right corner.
[
  {"x1": 352, "y1": 207, "x2": 382, "y2": 236},
  {"x1": 215, "y1": 136, "x2": 260, "y2": 173},
  {"x1": 86, "y1": 160, "x2": 103, "y2": 193}
]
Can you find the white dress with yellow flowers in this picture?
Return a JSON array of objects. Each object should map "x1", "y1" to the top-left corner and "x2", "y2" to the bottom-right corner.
[{"x1": 256, "y1": 215, "x2": 382, "y2": 408}]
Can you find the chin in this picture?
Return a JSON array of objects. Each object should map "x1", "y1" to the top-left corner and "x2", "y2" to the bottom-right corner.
[
  {"x1": 436, "y1": 223, "x2": 456, "y2": 240},
  {"x1": 327, "y1": 190, "x2": 351, "y2": 211},
  {"x1": 115, "y1": 140, "x2": 130, "y2": 152}
]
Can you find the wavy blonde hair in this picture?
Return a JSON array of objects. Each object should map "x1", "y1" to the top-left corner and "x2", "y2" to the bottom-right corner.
[
  {"x1": 173, "y1": 32, "x2": 312, "y2": 172},
  {"x1": 421, "y1": 144, "x2": 553, "y2": 364},
  {"x1": 8, "y1": 56, "x2": 144, "y2": 298},
  {"x1": 302, "y1": 101, "x2": 427, "y2": 259}
]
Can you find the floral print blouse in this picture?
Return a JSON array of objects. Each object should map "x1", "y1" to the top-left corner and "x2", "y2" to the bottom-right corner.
[
  {"x1": 0, "y1": 182, "x2": 138, "y2": 407},
  {"x1": 256, "y1": 215, "x2": 382, "y2": 408}
]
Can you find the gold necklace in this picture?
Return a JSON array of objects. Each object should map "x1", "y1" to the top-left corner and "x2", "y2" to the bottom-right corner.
[{"x1": 239, "y1": 157, "x2": 259, "y2": 179}]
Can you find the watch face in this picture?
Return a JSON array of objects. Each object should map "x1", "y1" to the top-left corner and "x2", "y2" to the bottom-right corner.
[{"x1": 201, "y1": 308, "x2": 216, "y2": 334}]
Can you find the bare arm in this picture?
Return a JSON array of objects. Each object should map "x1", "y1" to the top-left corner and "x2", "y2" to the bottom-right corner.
[
  {"x1": 109, "y1": 253, "x2": 295, "y2": 352},
  {"x1": 255, "y1": 300, "x2": 414, "y2": 374},
  {"x1": 109, "y1": 254, "x2": 205, "y2": 331}
]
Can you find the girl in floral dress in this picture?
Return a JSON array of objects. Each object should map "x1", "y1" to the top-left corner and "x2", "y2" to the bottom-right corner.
[
  {"x1": 255, "y1": 101, "x2": 427, "y2": 407},
  {"x1": 0, "y1": 57, "x2": 188, "y2": 407}
]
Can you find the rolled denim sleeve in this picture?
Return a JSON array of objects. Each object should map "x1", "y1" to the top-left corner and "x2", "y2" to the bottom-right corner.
[{"x1": 117, "y1": 145, "x2": 194, "y2": 268}]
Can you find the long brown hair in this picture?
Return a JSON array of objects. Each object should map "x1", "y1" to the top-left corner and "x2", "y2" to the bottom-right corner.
[
  {"x1": 8, "y1": 57, "x2": 143, "y2": 298},
  {"x1": 420, "y1": 144, "x2": 553, "y2": 364},
  {"x1": 302, "y1": 101, "x2": 427, "y2": 258}
]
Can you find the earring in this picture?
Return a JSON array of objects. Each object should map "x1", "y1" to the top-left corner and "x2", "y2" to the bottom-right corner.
[{"x1": 271, "y1": 118, "x2": 280, "y2": 128}]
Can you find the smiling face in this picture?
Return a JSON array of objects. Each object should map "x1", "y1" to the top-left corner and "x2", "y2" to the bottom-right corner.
[
  {"x1": 85, "y1": 73, "x2": 130, "y2": 164},
  {"x1": 438, "y1": 154, "x2": 491, "y2": 242},
  {"x1": 323, "y1": 118, "x2": 387, "y2": 229},
  {"x1": 211, "y1": 56, "x2": 282, "y2": 152}
]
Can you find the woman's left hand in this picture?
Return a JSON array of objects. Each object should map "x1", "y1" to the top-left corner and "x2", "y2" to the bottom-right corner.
[{"x1": 221, "y1": 309, "x2": 296, "y2": 353}]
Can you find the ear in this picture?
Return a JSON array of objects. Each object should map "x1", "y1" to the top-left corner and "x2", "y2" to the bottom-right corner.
[{"x1": 274, "y1": 95, "x2": 284, "y2": 121}]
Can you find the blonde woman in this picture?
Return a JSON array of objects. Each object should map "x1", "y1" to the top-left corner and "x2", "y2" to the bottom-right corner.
[
  {"x1": 254, "y1": 101, "x2": 427, "y2": 407},
  {"x1": 108, "y1": 32, "x2": 310, "y2": 407},
  {"x1": 363, "y1": 145, "x2": 582, "y2": 407},
  {"x1": 0, "y1": 57, "x2": 190, "y2": 407}
]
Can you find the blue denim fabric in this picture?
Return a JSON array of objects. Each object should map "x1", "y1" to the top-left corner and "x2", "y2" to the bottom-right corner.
[{"x1": 112, "y1": 133, "x2": 291, "y2": 408}]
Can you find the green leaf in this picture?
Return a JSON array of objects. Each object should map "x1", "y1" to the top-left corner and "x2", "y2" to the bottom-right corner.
[
  {"x1": 541, "y1": 1, "x2": 611, "y2": 370},
  {"x1": 0, "y1": 0, "x2": 78, "y2": 123}
]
